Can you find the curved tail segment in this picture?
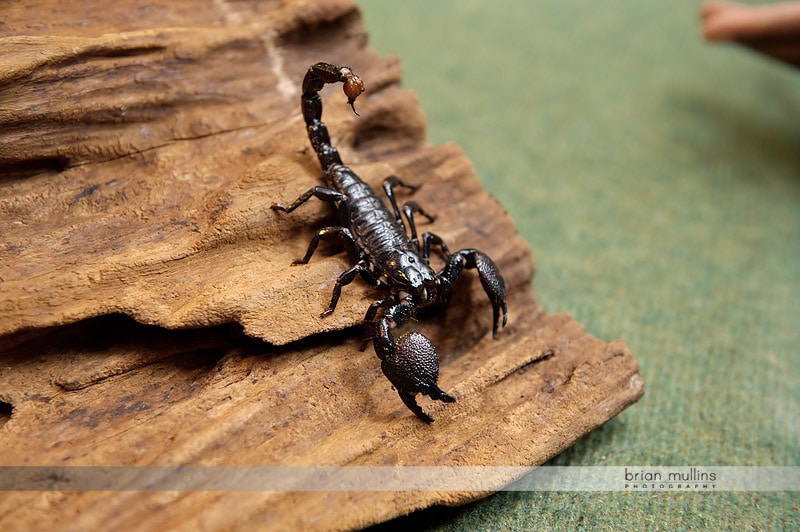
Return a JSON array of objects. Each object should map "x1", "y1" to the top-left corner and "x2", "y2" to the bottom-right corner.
[{"x1": 301, "y1": 62, "x2": 365, "y2": 172}]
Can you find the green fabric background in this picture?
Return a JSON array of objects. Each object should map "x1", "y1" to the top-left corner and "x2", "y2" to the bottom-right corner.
[{"x1": 359, "y1": 1, "x2": 799, "y2": 530}]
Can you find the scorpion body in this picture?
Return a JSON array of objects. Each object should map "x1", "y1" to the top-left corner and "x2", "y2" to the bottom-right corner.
[{"x1": 272, "y1": 63, "x2": 507, "y2": 422}]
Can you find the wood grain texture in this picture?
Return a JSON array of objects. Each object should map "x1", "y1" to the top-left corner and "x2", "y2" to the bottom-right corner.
[{"x1": 0, "y1": 1, "x2": 644, "y2": 530}]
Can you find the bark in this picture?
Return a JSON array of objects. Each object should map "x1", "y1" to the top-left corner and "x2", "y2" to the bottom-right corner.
[{"x1": 0, "y1": 1, "x2": 644, "y2": 529}]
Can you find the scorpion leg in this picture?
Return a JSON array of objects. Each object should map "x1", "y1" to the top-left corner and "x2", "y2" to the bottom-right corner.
[
  {"x1": 292, "y1": 226, "x2": 360, "y2": 265},
  {"x1": 322, "y1": 260, "x2": 379, "y2": 317},
  {"x1": 402, "y1": 202, "x2": 437, "y2": 245},
  {"x1": 382, "y1": 176, "x2": 421, "y2": 221},
  {"x1": 373, "y1": 303, "x2": 455, "y2": 423},
  {"x1": 440, "y1": 249, "x2": 508, "y2": 338},
  {"x1": 382, "y1": 177, "x2": 436, "y2": 244},
  {"x1": 270, "y1": 186, "x2": 346, "y2": 214},
  {"x1": 421, "y1": 232, "x2": 452, "y2": 262}
]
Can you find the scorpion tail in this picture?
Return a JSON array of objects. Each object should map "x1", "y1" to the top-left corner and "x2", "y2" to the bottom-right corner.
[{"x1": 301, "y1": 62, "x2": 365, "y2": 172}]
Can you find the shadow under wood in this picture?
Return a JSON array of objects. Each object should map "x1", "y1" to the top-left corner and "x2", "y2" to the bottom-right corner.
[
  {"x1": 0, "y1": 278, "x2": 501, "y2": 435},
  {"x1": 0, "y1": 315, "x2": 249, "y2": 385}
]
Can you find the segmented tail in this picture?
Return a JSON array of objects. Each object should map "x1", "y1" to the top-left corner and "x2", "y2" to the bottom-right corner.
[{"x1": 301, "y1": 62, "x2": 364, "y2": 172}]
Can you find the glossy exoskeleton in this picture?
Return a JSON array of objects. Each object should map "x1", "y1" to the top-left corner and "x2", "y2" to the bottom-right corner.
[{"x1": 271, "y1": 62, "x2": 507, "y2": 422}]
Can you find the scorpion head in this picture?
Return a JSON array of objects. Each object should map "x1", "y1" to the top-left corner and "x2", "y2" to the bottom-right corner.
[{"x1": 386, "y1": 250, "x2": 440, "y2": 306}]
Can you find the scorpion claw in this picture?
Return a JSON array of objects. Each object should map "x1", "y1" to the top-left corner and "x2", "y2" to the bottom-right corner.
[
  {"x1": 471, "y1": 251, "x2": 507, "y2": 337},
  {"x1": 379, "y1": 331, "x2": 454, "y2": 423},
  {"x1": 398, "y1": 392, "x2": 434, "y2": 424},
  {"x1": 443, "y1": 249, "x2": 508, "y2": 338}
]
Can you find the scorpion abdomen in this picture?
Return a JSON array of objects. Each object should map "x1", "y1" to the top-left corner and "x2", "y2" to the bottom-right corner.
[{"x1": 329, "y1": 166, "x2": 410, "y2": 265}]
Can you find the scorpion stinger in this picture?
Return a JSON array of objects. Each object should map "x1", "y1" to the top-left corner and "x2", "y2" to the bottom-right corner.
[{"x1": 271, "y1": 62, "x2": 508, "y2": 422}]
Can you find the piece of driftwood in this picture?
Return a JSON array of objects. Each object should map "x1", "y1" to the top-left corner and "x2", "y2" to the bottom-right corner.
[{"x1": 0, "y1": 1, "x2": 644, "y2": 530}]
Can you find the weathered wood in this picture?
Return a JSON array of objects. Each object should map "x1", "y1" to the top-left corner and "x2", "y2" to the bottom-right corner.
[{"x1": 0, "y1": 1, "x2": 644, "y2": 530}]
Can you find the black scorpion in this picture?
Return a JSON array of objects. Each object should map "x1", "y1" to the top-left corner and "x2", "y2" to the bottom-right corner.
[{"x1": 271, "y1": 62, "x2": 507, "y2": 422}]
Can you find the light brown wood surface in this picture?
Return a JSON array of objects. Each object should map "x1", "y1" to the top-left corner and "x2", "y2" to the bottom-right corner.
[{"x1": 0, "y1": 1, "x2": 644, "y2": 529}]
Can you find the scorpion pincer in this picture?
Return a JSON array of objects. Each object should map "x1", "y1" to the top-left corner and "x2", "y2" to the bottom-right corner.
[{"x1": 271, "y1": 62, "x2": 508, "y2": 422}]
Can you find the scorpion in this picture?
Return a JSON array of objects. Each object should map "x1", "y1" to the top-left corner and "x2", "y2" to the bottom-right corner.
[{"x1": 271, "y1": 62, "x2": 507, "y2": 422}]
